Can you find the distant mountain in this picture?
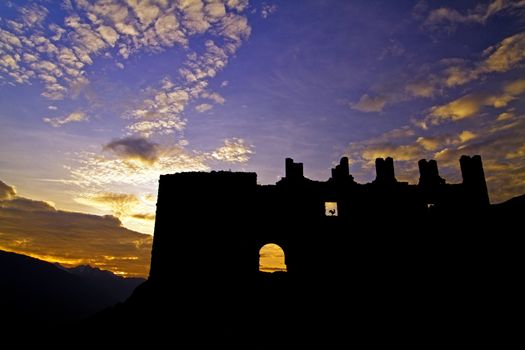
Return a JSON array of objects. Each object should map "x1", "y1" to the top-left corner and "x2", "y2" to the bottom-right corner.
[
  {"x1": 57, "y1": 264, "x2": 144, "y2": 303},
  {"x1": 0, "y1": 250, "x2": 144, "y2": 331}
]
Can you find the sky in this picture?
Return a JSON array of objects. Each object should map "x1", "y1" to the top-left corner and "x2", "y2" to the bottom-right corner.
[{"x1": 1, "y1": 0, "x2": 525, "y2": 277}]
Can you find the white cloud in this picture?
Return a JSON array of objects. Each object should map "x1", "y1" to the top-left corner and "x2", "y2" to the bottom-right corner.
[
  {"x1": 127, "y1": 119, "x2": 187, "y2": 137},
  {"x1": 195, "y1": 103, "x2": 213, "y2": 112},
  {"x1": 125, "y1": 16, "x2": 249, "y2": 137},
  {"x1": 90, "y1": 0, "x2": 130, "y2": 26},
  {"x1": 178, "y1": 0, "x2": 211, "y2": 34},
  {"x1": 69, "y1": 148, "x2": 209, "y2": 189},
  {"x1": 218, "y1": 13, "x2": 251, "y2": 46},
  {"x1": 0, "y1": 0, "x2": 255, "y2": 199},
  {"x1": 115, "y1": 22, "x2": 139, "y2": 36},
  {"x1": 49, "y1": 23, "x2": 66, "y2": 41},
  {"x1": 19, "y1": 4, "x2": 48, "y2": 27},
  {"x1": 43, "y1": 111, "x2": 88, "y2": 127},
  {"x1": 261, "y1": 3, "x2": 278, "y2": 19},
  {"x1": 41, "y1": 83, "x2": 68, "y2": 100},
  {"x1": 350, "y1": 94, "x2": 387, "y2": 112},
  {"x1": 226, "y1": 0, "x2": 249, "y2": 12},
  {"x1": 127, "y1": 0, "x2": 160, "y2": 28},
  {"x1": 0, "y1": 28, "x2": 22, "y2": 48},
  {"x1": 66, "y1": 17, "x2": 108, "y2": 54},
  {"x1": 202, "y1": 91, "x2": 225, "y2": 104},
  {"x1": 0, "y1": 54, "x2": 18, "y2": 69},
  {"x1": 205, "y1": 1, "x2": 227, "y2": 21},
  {"x1": 97, "y1": 25, "x2": 120, "y2": 46},
  {"x1": 154, "y1": 13, "x2": 185, "y2": 47},
  {"x1": 0, "y1": 0, "x2": 251, "y2": 109},
  {"x1": 22, "y1": 53, "x2": 38, "y2": 63},
  {"x1": 210, "y1": 138, "x2": 254, "y2": 163}
]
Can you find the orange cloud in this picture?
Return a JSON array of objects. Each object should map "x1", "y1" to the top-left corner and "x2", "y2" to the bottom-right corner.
[
  {"x1": 0, "y1": 180, "x2": 152, "y2": 277},
  {"x1": 0, "y1": 180, "x2": 16, "y2": 200},
  {"x1": 131, "y1": 213, "x2": 156, "y2": 221}
]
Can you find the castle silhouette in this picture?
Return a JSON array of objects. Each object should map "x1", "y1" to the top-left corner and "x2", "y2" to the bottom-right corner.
[
  {"x1": 83, "y1": 155, "x2": 518, "y2": 348},
  {"x1": 149, "y1": 155, "x2": 489, "y2": 283}
]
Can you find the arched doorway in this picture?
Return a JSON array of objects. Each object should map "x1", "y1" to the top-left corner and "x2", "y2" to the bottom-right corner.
[{"x1": 259, "y1": 243, "x2": 287, "y2": 273}]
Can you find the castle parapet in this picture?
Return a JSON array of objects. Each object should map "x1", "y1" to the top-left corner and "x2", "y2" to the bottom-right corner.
[{"x1": 374, "y1": 157, "x2": 397, "y2": 184}]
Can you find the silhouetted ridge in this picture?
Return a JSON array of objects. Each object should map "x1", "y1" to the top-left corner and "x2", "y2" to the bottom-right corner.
[{"x1": 0, "y1": 250, "x2": 144, "y2": 333}]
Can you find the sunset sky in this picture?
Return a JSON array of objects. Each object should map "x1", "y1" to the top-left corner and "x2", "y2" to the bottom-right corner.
[{"x1": 1, "y1": 0, "x2": 525, "y2": 277}]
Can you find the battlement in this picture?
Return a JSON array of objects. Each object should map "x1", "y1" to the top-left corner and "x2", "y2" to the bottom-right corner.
[
  {"x1": 149, "y1": 155, "x2": 490, "y2": 283},
  {"x1": 374, "y1": 157, "x2": 397, "y2": 184}
]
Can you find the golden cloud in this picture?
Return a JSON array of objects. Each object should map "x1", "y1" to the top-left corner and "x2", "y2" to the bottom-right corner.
[
  {"x1": 416, "y1": 137, "x2": 440, "y2": 151},
  {"x1": 458, "y1": 130, "x2": 476, "y2": 143},
  {"x1": 427, "y1": 79, "x2": 525, "y2": 125},
  {"x1": 0, "y1": 181, "x2": 152, "y2": 277},
  {"x1": 428, "y1": 94, "x2": 486, "y2": 122},
  {"x1": 75, "y1": 192, "x2": 140, "y2": 217},
  {"x1": 362, "y1": 144, "x2": 422, "y2": 163},
  {"x1": 345, "y1": 115, "x2": 525, "y2": 203},
  {"x1": 0, "y1": 180, "x2": 16, "y2": 200},
  {"x1": 131, "y1": 213, "x2": 156, "y2": 221},
  {"x1": 481, "y1": 32, "x2": 525, "y2": 73},
  {"x1": 399, "y1": 29, "x2": 525, "y2": 103}
]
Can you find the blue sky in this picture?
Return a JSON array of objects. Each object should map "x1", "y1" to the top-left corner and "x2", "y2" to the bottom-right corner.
[{"x1": 1, "y1": 0, "x2": 524, "y2": 275}]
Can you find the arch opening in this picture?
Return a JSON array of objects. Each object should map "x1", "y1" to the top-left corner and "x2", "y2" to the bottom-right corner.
[{"x1": 259, "y1": 243, "x2": 287, "y2": 273}]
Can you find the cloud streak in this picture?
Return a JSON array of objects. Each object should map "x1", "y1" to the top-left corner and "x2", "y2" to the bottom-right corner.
[
  {"x1": 43, "y1": 111, "x2": 88, "y2": 127},
  {"x1": 425, "y1": 79, "x2": 525, "y2": 126}
]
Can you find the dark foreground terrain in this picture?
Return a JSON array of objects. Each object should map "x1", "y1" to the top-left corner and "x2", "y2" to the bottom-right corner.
[
  {"x1": 1, "y1": 195, "x2": 522, "y2": 348},
  {"x1": 83, "y1": 195, "x2": 522, "y2": 348},
  {"x1": 0, "y1": 250, "x2": 144, "y2": 331}
]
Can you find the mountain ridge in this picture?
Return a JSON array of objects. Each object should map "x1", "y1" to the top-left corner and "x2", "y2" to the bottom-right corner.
[{"x1": 0, "y1": 250, "x2": 145, "y2": 330}]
